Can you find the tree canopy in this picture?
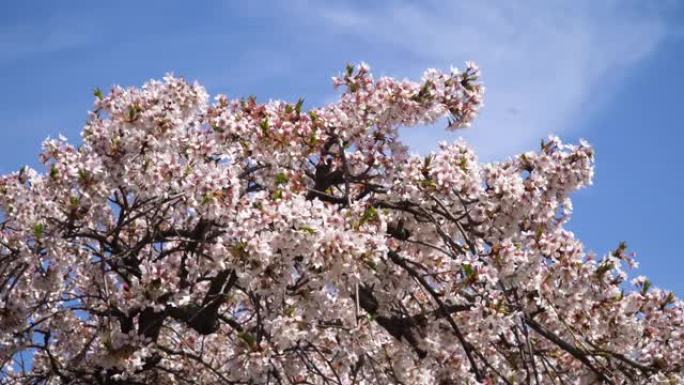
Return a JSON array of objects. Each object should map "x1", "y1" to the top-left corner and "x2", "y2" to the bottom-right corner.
[{"x1": 0, "y1": 63, "x2": 681, "y2": 384}]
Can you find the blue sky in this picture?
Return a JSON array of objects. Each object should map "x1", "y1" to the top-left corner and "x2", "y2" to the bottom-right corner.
[{"x1": 0, "y1": 1, "x2": 682, "y2": 293}]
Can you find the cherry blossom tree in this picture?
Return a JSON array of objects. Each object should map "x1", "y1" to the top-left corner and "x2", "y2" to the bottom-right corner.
[{"x1": 0, "y1": 62, "x2": 682, "y2": 385}]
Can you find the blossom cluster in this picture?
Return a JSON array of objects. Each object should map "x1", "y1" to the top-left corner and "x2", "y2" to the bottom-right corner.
[{"x1": 0, "y1": 63, "x2": 681, "y2": 385}]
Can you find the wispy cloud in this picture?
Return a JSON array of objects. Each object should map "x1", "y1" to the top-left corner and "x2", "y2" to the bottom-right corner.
[
  {"x1": 0, "y1": 1, "x2": 675, "y2": 162},
  {"x1": 0, "y1": 13, "x2": 94, "y2": 65},
  {"x1": 292, "y1": 0, "x2": 674, "y2": 159}
]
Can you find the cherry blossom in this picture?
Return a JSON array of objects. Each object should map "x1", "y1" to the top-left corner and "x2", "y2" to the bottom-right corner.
[{"x1": 0, "y1": 63, "x2": 681, "y2": 385}]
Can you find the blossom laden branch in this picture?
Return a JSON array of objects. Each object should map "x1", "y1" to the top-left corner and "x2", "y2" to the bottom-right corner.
[{"x1": 0, "y1": 63, "x2": 680, "y2": 385}]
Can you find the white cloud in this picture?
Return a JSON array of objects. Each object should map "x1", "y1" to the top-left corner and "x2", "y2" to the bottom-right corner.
[
  {"x1": 0, "y1": 14, "x2": 94, "y2": 64},
  {"x1": 295, "y1": 0, "x2": 672, "y2": 160}
]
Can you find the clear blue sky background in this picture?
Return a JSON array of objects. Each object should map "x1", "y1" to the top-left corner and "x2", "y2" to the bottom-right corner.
[{"x1": 1, "y1": 1, "x2": 682, "y2": 293}]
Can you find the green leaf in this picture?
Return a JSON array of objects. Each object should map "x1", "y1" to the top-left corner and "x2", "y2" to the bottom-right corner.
[
  {"x1": 77, "y1": 169, "x2": 91, "y2": 185},
  {"x1": 33, "y1": 223, "x2": 44, "y2": 239},
  {"x1": 231, "y1": 242, "x2": 248, "y2": 258},
  {"x1": 295, "y1": 98, "x2": 304, "y2": 115},
  {"x1": 285, "y1": 306, "x2": 296, "y2": 317},
  {"x1": 463, "y1": 263, "x2": 475, "y2": 279},
  {"x1": 413, "y1": 80, "x2": 433, "y2": 101},
  {"x1": 308, "y1": 133, "x2": 319, "y2": 146},
  {"x1": 237, "y1": 331, "x2": 256, "y2": 347},
  {"x1": 364, "y1": 259, "x2": 377, "y2": 271},
  {"x1": 201, "y1": 192, "x2": 213, "y2": 205},
  {"x1": 69, "y1": 195, "x2": 80, "y2": 208},
  {"x1": 299, "y1": 225, "x2": 316, "y2": 235},
  {"x1": 420, "y1": 179, "x2": 437, "y2": 189},
  {"x1": 274, "y1": 172, "x2": 288, "y2": 186},
  {"x1": 360, "y1": 207, "x2": 378, "y2": 224},
  {"x1": 641, "y1": 279, "x2": 652, "y2": 295},
  {"x1": 127, "y1": 105, "x2": 141, "y2": 121},
  {"x1": 345, "y1": 63, "x2": 354, "y2": 77},
  {"x1": 612, "y1": 241, "x2": 628, "y2": 258},
  {"x1": 260, "y1": 118, "x2": 269, "y2": 136},
  {"x1": 662, "y1": 292, "x2": 675, "y2": 308},
  {"x1": 459, "y1": 157, "x2": 468, "y2": 172},
  {"x1": 595, "y1": 261, "x2": 614, "y2": 278},
  {"x1": 423, "y1": 154, "x2": 433, "y2": 168},
  {"x1": 49, "y1": 165, "x2": 59, "y2": 179}
]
